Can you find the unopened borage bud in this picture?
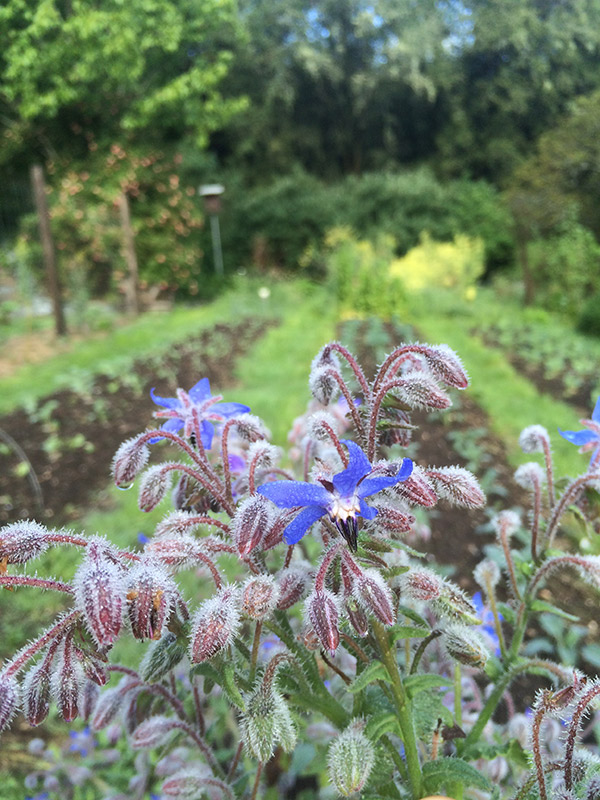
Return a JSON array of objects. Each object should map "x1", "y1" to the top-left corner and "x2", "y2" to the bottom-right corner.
[
  {"x1": 242, "y1": 575, "x2": 279, "y2": 619},
  {"x1": 189, "y1": 586, "x2": 240, "y2": 662},
  {"x1": 0, "y1": 520, "x2": 49, "y2": 565},
  {"x1": 241, "y1": 685, "x2": 297, "y2": 762},
  {"x1": 328, "y1": 719, "x2": 375, "y2": 797}
]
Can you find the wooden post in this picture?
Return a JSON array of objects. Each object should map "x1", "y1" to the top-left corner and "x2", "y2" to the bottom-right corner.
[
  {"x1": 30, "y1": 164, "x2": 67, "y2": 336},
  {"x1": 118, "y1": 191, "x2": 139, "y2": 315}
]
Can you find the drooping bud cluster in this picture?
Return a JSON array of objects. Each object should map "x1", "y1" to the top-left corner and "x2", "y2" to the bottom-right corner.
[
  {"x1": 73, "y1": 539, "x2": 126, "y2": 648},
  {"x1": 112, "y1": 435, "x2": 150, "y2": 487},
  {"x1": 231, "y1": 413, "x2": 269, "y2": 442},
  {"x1": 309, "y1": 346, "x2": 342, "y2": 405},
  {"x1": 520, "y1": 425, "x2": 551, "y2": 454},
  {"x1": 190, "y1": 587, "x2": 240, "y2": 662},
  {"x1": 240, "y1": 684, "x2": 297, "y2": 762},
  {"x1": 426, "y1": 466, "x2": 486, "y2": 508},
  {"x1": 399, "y1": 568, "x2": 478, "y2": 624},
  {"x1": 276, "y1": 564, "x2": 311, "y2": 610},
  {"x1": 514, "y1": 462, "x2": 545, "y2": 491},
  {"x1": 393, "y1": 372, "x2": 451, "y2": 411},
  {"x1": 0, "y1": 520, "x2": 49, "y2": 565},
  {"x1": 306, "y1": 589, "x2": 340, "y2": 657},
  {"x1": 328, "y1": 719, "x2": 375, "y2": 796},
  {"x1": 421, "y1": 344, "x2": 469, "y2": 389}
]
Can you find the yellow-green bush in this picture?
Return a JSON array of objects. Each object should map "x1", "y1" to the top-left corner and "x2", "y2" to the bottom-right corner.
[
  {"x1": 390, "y1": 233, "x2": 485, "y2": 296},
  {"x1": 319, "y1": 227, "x2": 407, "y2": 318}
]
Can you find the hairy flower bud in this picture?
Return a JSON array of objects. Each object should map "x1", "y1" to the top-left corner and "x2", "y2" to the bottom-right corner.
[
  {"x1": 241, "y1": 686, "x2": 297, "y2": 762},
  {"x1": 426, "y1": 466, "x2": 486, "y2": 508},
  {"x1": 369, "y1": 503, "x2": 415, "y2": 535},
  {"x1": 0, "y1": 520, "x2": 49, "y2": 564},
  {"x1": 514, "y1": 462, "x2": 545, "y2": 491},
  {"x1": 190, "y1": 587, "x2": 240, "y2": 663},
  {"x1": 140, "y1": 632, "x2": 186, "y2": 683},
  {"x1": 155, "y1": 511, "x2": 202, "y2": 538},
  {"x1": 232, "y1": 413, "x2": 269, "y2": 442},
  {"x1": 345, "y1": 599, "x2": 369, "y2": 637},
  {"x1": 233, "y1": 495, "x2": 272, "y2": 557},
  {"x1": 146, "y1": 535, "x2": 204, "y2": 568},
  {"x1": 0, "y1": 673, "x2": 20, "y2": 733},
  {"x1": 328, "y1": 720, "x2": 375, "y2": 797},
  {"x1": 132, "y1": 715, "x2": 178, "y2": 750},
  {"x1": 399, "y1": 568, "x2": 444, "y2": 602},
  {"x1": 126, "y1": 561, "x2": 176, "y2": 640},
  {"x1": 433, "y1": 583, "x2": 479, "y2": 624},
  {"x1": 112, "y1": 436, "x2": 150, "y2": 487},
  {"x1": 306, "y1": 589, "x2": 340, "y2": 657},
  {"x1": 493, "y1": 510, "x2": 521, "y2": 542},
  {"x1": 51, "y1": 637, "x2": 84, "y2": 722},
  {"x1": 74, "y1": 539, "x2": 125, "y2": 648},
  {"x1": 80, "y1": 680, "x2": 100, "y2": 722},
  {"x1": 473, "y1": 559, "x2": 501, "y2": 591},
  {"x1": 444, "y1": 624, "x2": 490, "y2": 669},
  {"x1": 309, "y1": 347, "x2": 341, "y2": 406},
  {"x1": 76, "y1": 650, "x2": 109, "y2": 687},
  {"x1": 138, "y1": 464, "x2": 174, "y2": 512},
  {"x1": 422, "y1": 344, "x2": 469, "y2": 389},
  {"x1": 307, "y1": 411, "x2": 340, "y2": 441},
  {"x1": 242, "y1": 575, "x2": 279, "y2": 620},
  {"x1": 519, "y1": 425, "x2": 551, "y2": 454},
  {"x1": 277, "y1": 565, "x2": 310, "y2": 610},
  {"x1": 22, "y1": 663, "x2": 50, "y2": 727},
  {"x1": 352, "y1": 568, "x2": 395, "y2": 626},
  {"x1": 392, "y1": 466, "x2": 437, "y2": 507},
  {"x1": 395, "y1": 372, "x2": 451, "y2": 411}
]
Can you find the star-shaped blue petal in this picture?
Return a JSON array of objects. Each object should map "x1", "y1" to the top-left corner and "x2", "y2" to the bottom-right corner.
[{"x1": 559, "y1": 397, "x2": 600, "y2": 456}]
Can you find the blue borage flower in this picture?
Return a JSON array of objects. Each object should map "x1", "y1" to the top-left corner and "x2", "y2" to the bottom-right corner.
[
  {"x1": 559, "y1": 397, "x2": 600, "y2": 457},
  {"x1": 150, "y1": 377, "x2": 250, "y2": 448},
  {"x1": 257, "y1": 440, "x2": 413, "y2": 551},
  {"x1": 472, "y1": 591, "x2": 501, "y2": 657}
]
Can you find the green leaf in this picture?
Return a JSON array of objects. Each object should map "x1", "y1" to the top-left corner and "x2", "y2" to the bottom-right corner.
[
  {"x1": 404, "y1": 674, "x2": 450, "y2": 696},
  {"x1": 530, "y1": 599, "x2": 580, "y2": 622},
  {"x1": 390, "y1": 625, "x2": 430, "y2": 642},
  {"x1": 222, "y1": 662, "x2": 246, "y2": 709},
  {"x1": 423, "y1": 757, "x2": 493, "y2": 794},
  {"x1": 348, "y1": 662, "x2": 392, "y2": 694},
  {"x1": 365, "y1": 711, "x2": 401, "y2": 742},
  {"x1": 397, "y1": 605, "x2": 430, "y2": 629}
]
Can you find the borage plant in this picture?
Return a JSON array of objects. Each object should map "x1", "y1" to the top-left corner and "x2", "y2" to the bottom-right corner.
[{"x1": 2, "y1": 343, "x2": 600, "y2": 800}]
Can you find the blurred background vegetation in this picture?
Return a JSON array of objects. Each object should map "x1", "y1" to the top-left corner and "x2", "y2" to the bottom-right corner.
[{"x1": 1, "y1": 0, "x2": 600, "y2": 331}]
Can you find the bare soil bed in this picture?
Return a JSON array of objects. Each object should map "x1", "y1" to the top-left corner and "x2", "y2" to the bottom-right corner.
[{"x1": 0, "y1": 318, "x2": 273, "y2": 528}]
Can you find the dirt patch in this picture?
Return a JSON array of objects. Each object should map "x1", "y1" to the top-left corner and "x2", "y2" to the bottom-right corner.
[{"x1": 0, "y1": 318, "x2": 273, "y2": 527}]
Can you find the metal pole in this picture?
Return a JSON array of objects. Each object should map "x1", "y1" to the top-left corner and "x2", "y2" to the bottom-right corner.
[{"x1": 209, "y1": 213, "x2": 224, "y2": 277}]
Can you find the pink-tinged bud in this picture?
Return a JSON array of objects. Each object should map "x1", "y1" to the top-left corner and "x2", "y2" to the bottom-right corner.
[
  {"x1": 277, "y1": 565, "x2": 310, "y2": 610},
  {"x1": 162, "y1": 771, "x2": 233, "y2": 799},
  {"x1": 126, "y1": 561, "x2": 176, "y2": 640},
  {"x1": 493, "y1": 510, "x2": 521, "y2": 542},
  {"x1": 514, "y1": 462, "x2": 545, "y2": 491},
  {"x1": 155, "y1": 511, "x2": 202, "y2": 538},
  {"x1": 132, "y1": 715, "x2": 178, "y2": 750},
  {"x1": 146, "y1": 535, "x2": 203, "y2": 568},
  {"x1": 344, "y1": 599, "x2": 369, "y2": 637},
  {"x1": 74, "y1": 540, "x2": 126, "y2": 648},
  {"x1": 51, "y1": 637, "x2": 84, "y2": 722},
  {"x1": 91, "y1": 678, "x2": 139, "y2": 730},
  {"x1": 399, "y1": 568, "x2": 444, "y2": 602},
  {"x1": 473, "y1": 559, "x2": 501, "y2": 591},
  {"x1": 190, "y1": 587, "x2": 240, "y2": 662},
  {"x1": 396, "y1": 372, "x2": 451, "y2": 411},
  {"x1": 444, "y1": 624, "x2": 489, "y2": 669},
  {"x1": 426, "y1": 466, "x2": 486, "y2": 508},
  {"x1": 242, "y1": 575, "x2": 279, "y2": 620},
  {"x1": 80, "y1": 680, "x2": 100, "y2": 721},
  {"x1": 77, "y1": 651, "x2": 109, "y2": 687},
  {"x1": 22, "y1": 663, "x2": 50, "y2": 726},
  {"x1": 392, "y1": 466, "x2": 437, "y2": 507},
  {"x1": 233, "y1": 413, "x2": 269, "y2": 442},
  {"x1": 0, "y1": 673, "x2": 19, "y2": 733},
  {"x1": 112, "y1": 436, "x2": 150, "y2": 487},
  {"x1": 138, "y1": 464, "x2": 174, "y2": 512},
  {"x1": 519, "y1": 425, "x2": 551, "y2": 454},
  {"x1": 328, "y1": 719, "x2": 375, "y2": 797},
  {"x1": 0, "y1": 520, "x2": 49, "y2": 564},
  {"x1": 369, "y1": 504, "x2": 415, "y2": 535},
  {"x1": 352, "y1": 568, "x2": 395, "y2": 626},
  {"x1": 422, "y1": 344, "x2": 469, "y2": 389},
  {"x1": 306, "y1": 589, "x2": 340, "y2": 657},
  {"x1": 233, "y1": 495, "x2": 272, "y2": 557}
]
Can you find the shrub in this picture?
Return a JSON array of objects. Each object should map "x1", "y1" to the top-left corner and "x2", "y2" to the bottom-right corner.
[{"x1": 577, "y1": 292, "x2": 600, "y2": 338}]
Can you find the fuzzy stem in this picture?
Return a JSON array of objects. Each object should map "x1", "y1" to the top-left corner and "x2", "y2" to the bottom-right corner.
[
  {"x1": 545, "y1": 474, "x2": 599, "y2": 548},
  {"x1": 373, "y1": 346, "x2": 425, "y2": 395},
  {"x1": 249, "y1": 620, "x2": 263, "y2": 685},
  {"x1": 171, "y1": 719, "x2": 225, "y2": 778},
  {"x1": 0, "y1": 575, "x2": 73, "y2": 593},
  {"x1": 371, "y1": 620, "x2": 422, "y2": 798},
  {"x1": 192, "y1": 552, "x2": 222, "y2": 589},
  {"x1": 323, "y1": 368, "x2": 365, "y2": 440},
  {"x1": 367, "y1": 378, "x2": 411, "y2": 461},
  {"x1": 192, "y1": 677, "x2": 205, "y2": 735},
  {"x1": 531, "y1": 703, "x2": 548, "y2": 800},
  {"x1": 325, "y1": 342, "x2": 372, "y2": 402},
  {"x1": 303, "y1": 439, "x2": 312, "y2": 483},
  {"x1": 454, "y1": 663, "x2": 462, "y2": 727},
  {"x1": 3, "y1": 610, "x2": 80, "y2": 677},
  {"x1": 320, "y1": 650, "x2": 352, "y2": 684},
  {"x1": 179, "y1": 515, "x2": 231, "y2": 535},
  {"x1": 220, "y1": 417, "x2": 236, "y2": 504},
  {"x1": 250, "y1": 761, "x2": 263, "y2": 800},
  {"x1": 528, "y1": 554, "x2": 596, "y2": 601},
  {"x1": 227, "y1": 741, "x2": 244, "y2": 781},
  {"x1": 409, "y1": 629, "x2": 442, "y2": 674},
  {"x1": 564, "y1": 682, "x2": 600, "y2": 789},
  {"x1": 497, "y1": 519, "x2": 522, "y2": 601},
  {"x1": 530, "y1": 475, "x2": 542, "y2": 562},
  {"x1": 541, "y1": 439, "x2": 555, "y2": 508},
  {"x1": 484, "y1": 574, "x2": 507, "y2": 660}
]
